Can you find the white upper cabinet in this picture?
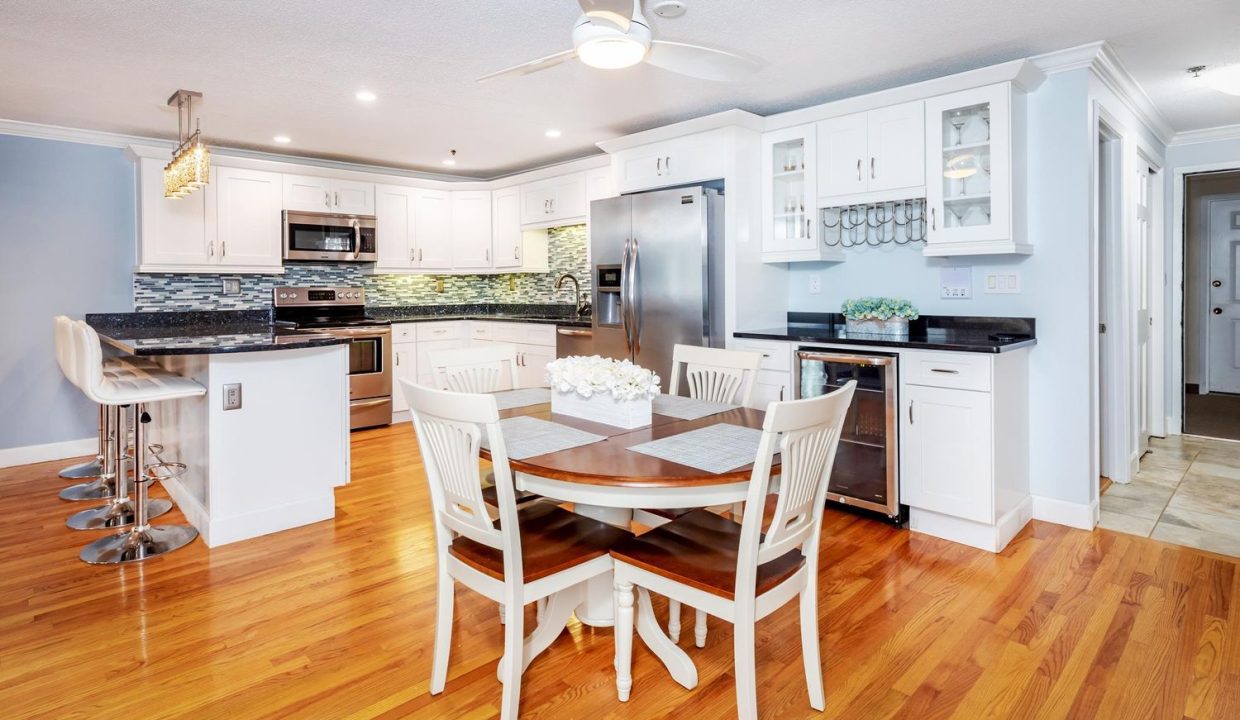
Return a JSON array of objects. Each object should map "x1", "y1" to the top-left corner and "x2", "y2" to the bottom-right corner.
[
  {"x1": 282, "y1": 174, "x2": 375, "y2": 215},
  {"x1": 924, "y1": 83, "x2": 1027, "y2": 256},
  {"x1": 412, "y1": 189, "x2": 453, "y2": 270},
  {"x1": 492, "y1": 187, "x2": 523, "y2": 269},
  {"x1": 816, "y1": 100, "x2": 924, "y2": 203},
  {"x1": 214, "y1": 166, "x2": 283, "y2": 268},
  {"x1": 519, "y1": 172, "x2": 587, "y2": 226},
  {"x1": 760, "y1": 124, "x2": 842, "y2": 263},
  {"x1": 450, "y1": 190, "x2": 493, "y2": 269},
  {"x1": 135, "y1": 157, "x2": 211, "y2": 269},
  {"x1": 374, "y1": 184, "x2": 416, "y2": 270},
  {"x1": 610, "y1": 130, "x2": 727, "y2": 194}
]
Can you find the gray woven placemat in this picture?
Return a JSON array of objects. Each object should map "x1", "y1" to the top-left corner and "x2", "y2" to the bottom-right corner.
[
  {"x1": 481, "y1": 415, "x2": 606, "y2": 460},
  {"x1": 491, "y1": 387, "x2": 551, "y2": 411},
  {"x1": 627, "y1": 423, "x2": 763, "y2": 474},
  {"x1": 652, "y1": 394, "x2": 738, "y2": 421}
]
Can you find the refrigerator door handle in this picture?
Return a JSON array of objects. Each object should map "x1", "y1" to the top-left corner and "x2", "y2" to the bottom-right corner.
[
  {"x1": 630, "y1": 237, "x2": 641, "y2": 356},
  {"x1": 620, "y1": 238, "x2": 633, "y2": 352}
]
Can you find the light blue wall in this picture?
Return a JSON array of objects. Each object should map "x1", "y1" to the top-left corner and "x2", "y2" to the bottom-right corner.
[{"x1": 0, "y1": 135, "x2": 135, "y2": 451}]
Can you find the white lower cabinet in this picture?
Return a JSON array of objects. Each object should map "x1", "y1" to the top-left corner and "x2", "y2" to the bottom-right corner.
[
  {"x1": 729, "y1": 337, "x2": 794, "y2": 409},
  {"x1": 514, "y1": 343, "x2": 555, "y2": 388},
  {"x1": 391, "y1": 340, "x2": 417, "y2": 412},
  {"x1": 900, "y1": 348, "x2": 1030, "y2": 552}
]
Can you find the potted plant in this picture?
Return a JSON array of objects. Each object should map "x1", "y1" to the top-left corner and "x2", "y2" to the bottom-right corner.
[
  {"x1": 546, "y1": 355, "x2": 661, "y2": 429},
  {"x1": 841, "y1": 297, "x2": 919, "y2": 336}
]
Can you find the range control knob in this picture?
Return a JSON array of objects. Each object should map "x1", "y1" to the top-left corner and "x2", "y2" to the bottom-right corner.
[
  {"x1": 278, "y1": 292, "x2": 287, "y2": 299},
  {"x1": 288, "y1": 292, "x2": 297, "y2": 299}
]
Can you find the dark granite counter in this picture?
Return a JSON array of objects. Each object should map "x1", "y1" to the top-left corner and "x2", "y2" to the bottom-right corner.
[
  {"x1": 369, "y1": 303, "x2": 591, "y2": 327},
  {"x1": 734, "y1": 313, "x2": 1036, "y2": 354},
  {"x1": 85, "y1": 311, "x2": 348, "y2": 356}
]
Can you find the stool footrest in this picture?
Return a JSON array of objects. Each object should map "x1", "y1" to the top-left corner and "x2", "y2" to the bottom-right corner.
[{"x1": 144, "y1": 462, "x2": 187, "y2": 481}]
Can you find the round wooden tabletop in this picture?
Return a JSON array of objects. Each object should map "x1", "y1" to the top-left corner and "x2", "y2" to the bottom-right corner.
[{"x1": 481, "y1": 402, "x2": 775, "y2": 488}]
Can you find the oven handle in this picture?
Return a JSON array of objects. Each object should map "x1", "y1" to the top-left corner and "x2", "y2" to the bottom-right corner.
[
  {"x1": 350, "y1": 398, "x2": 391, "y2": 409},
  {"x1": 797, "y1": 351, "x2": 894, "y2": 367},
  {"x1": 325, "y1": 327, "x2": 392, "y2": 338}
]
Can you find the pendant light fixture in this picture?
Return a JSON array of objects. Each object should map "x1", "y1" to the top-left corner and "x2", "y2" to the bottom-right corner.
[{"x1": 163, "y1": 89, "x2": 210, "y2": 199}]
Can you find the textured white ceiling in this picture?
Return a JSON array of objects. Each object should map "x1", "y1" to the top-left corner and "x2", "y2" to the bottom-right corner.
[{"x1": 1, "y1": 0, "x2": 1237, "y2": 177}]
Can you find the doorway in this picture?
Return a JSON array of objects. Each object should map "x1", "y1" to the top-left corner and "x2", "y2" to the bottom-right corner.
[
  {"x1": 1183, "y1": 170, "x2": 1240, "y2": 440},
  {"x1": 1097, "y1": 122, "x2": 1125, "y2": 486}
]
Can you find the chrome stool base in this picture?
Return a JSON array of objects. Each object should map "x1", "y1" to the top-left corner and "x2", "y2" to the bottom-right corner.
[
  {"x1": 66, "y1": 498, "x2": 172, "y2": 530},
  {"x1": 80, "y1": 524, "x2": 198, "y2": 564},
  {"x1": 59, "y1": 459, "x2": 104, "y2": 480},
  {"x1": 59, "y1": 478, "x2": 116, "y2": 502}
]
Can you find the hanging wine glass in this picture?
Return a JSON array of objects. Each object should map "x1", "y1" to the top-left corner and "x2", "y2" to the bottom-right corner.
[{"x1": 949, "y1": 111, "x2": 968, "y2": 146}]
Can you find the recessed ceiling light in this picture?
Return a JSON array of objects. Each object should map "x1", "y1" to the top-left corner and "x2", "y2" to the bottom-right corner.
[
  {"x1": 355, "y1": 90, "x2": 377, "y2": 103},
  {"x1": 545, "y1": 128, "x2": 562, "y2": 138},
  {"x1": 273, "y1": 135, "x2": 291, "y2": 144}
]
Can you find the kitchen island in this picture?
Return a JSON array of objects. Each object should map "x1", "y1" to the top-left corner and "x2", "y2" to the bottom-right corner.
[{"x1": 87, "y1": 311, "x2": 351, "y2": 547}]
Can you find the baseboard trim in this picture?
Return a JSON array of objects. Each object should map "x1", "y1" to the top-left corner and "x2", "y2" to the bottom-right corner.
[
  {"x1": 908, "y1": 496, "x2": 1032, "y2": 553},
  {"x1": 1031, "y1": 494, "x2": 1098, "y2": 531},
  {"x1": 207, "y1": 495, "x2": 336, "y2": 548},
  {"x1": 161, "y1": 477, "x2": 211, "y2": 545},
  {"x1": 0, "y1": 438, "x2": 96, "y2": 469}
]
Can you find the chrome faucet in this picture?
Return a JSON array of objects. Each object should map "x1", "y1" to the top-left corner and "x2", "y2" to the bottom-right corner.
[{"x1": 554, "y1": 273, "x2": 588, "y2": 317}]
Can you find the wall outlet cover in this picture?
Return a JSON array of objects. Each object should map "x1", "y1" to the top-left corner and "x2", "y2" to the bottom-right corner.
[
  {"x1": 808, "y1": 274, "x2": 821, "y2": 295},
  {"x1": 983, "y1": 271, "x2": 1021, "y2": 294},
  {"x1": 939, "y1": 266, "x2": 972, "y2": 299},
  {"x1": 221, "y1": 277, "x2": 241, "y2": 295}
]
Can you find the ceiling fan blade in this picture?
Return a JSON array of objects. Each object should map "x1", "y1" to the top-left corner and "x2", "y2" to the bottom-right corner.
[
  {"x1": 476, "y1": 49, "x2": 578, "y2": 82},
  {"x1": 645, "y1": 40, "x2": 761, "y2": 82},
  {"x1": 578, "y1": 0, "x2": 633, "y2": 31}
]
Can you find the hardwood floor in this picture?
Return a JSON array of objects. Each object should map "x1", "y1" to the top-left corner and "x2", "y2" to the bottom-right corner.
[{"x1": 2, "y1": 422, "x2": 1238, "y2": 719}]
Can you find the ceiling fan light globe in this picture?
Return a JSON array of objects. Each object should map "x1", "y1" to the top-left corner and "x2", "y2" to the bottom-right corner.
[{"x1": 578, "y1": 36, "x2": 647, "y2": 69}]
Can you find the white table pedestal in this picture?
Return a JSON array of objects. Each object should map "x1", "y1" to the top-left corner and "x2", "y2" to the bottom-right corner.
[{"x1": 569, "y1": 503, "x2": 632, "y2": 627}]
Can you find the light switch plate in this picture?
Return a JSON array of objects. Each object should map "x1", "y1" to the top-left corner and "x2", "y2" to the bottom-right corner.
[
  {"x1": 807, "y1": 274, "x2": 821, "y2": 295},
  {"x1": 984, "y1": 271, "x2": 1021, "y2": 294},
  {"x1": 940, "y1": 266, "x2": 972, "y2": 299},
  {"x1": 223, "y1": 383, "x2": 242, "y2": 411}
]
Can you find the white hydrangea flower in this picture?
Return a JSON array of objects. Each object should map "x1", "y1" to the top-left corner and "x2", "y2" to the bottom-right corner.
[{"x1": 545, "y1": 355, "x2": 660, "y2": 402}]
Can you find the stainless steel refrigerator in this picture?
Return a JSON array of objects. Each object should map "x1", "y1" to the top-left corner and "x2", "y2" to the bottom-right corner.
[{"x1": 590, "y1": 186, "x2": 724, "y2": 390}]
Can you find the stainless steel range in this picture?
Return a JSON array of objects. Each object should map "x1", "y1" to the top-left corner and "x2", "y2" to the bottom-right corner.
[{"x1": 273, "y1": 286, "x2": 391, "y2": 430}]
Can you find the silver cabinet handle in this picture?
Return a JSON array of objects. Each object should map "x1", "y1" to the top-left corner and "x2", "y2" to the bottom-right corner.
[
  {"x1": 550, "y1": 198, "x2": 555, "y2": 213},
  {"x1": 409, "y1": 248, "x2": 415, "y2": 262},
  {"x1": 395, "y1": 353, "x2": 400, "y2": 366},
  {"x1": 514, "y1": 246, "x2": 520, "y2": 260},
  {"x1": 334, "y1": 191, "x2": 339, "y2": 207},
  {"x1": 485, "y1": 248, "x2": 490, "y2": 262},
  {"x1": 544, "y1": 199, "x2": 550, "y2": 214},
  {"x1": 664, "y1": 156, "x2": 671, "y2": 174},
  {"x1": 909, "y1": 400, "x2": 914, "y2": 424},
  {"x1": 870, "y1": 157, "x2": 875, "y2": 179},
  {"x1": 208, "y1": 241, "x2": 214, "y2": 257},
  {"x1": 656, "y1": 157, "x2": 662, "y2": 176},
  {"x1": 931, "y1": 207, "x2": 936, "y2": 230},
  {"x1": 856, "y1": 159, "x2": 861, "y2": 181},
  {"x1": 324, "y1": 190, "x2": 330, "y2": 208},
  {"x1": 805, "y1": 218, "x2": 811, "y2": 239},
  {"x1": 779, "y1": 386, "x2": 784, "y2": 401},
  {"x1": 221, "y1": 241, "x2": 226, "y2": 257},
  {"x1": 930, "y1": 368, "x2": 960, "y2": 374}
]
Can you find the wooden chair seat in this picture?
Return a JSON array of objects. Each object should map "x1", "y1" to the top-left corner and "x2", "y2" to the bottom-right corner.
[
  {"x1": 450, "y1": 502, "x2": 632, "y2": 583},
  {"x1": 610, "y1": 509, "x2": 804, "y2": 600}
]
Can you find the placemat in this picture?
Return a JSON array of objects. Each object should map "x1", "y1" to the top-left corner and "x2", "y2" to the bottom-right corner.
[
  {"x1": 481, "y1": 415, "x2": 606, "y2": 460},
  {"x1": 627, "y1": 423, "x2": 763, "y2": 474},
  {"x1": 652, "y1": 394, "x2": 738, "y2": 421},
  {"x1": 491, "y1": 387, "x2": 551, "y2": 411}
]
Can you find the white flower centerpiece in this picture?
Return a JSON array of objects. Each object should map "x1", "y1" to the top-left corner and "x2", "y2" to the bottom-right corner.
[{"x1": 546, "y1": 355, "x2": 660, "y2": 429}]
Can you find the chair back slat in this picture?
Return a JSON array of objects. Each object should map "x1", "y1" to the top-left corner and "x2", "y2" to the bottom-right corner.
[
  {"x1": 429, "y1": 344, "x2": 521, "y2": 393},
  {"x1": 668, "y1": 344, "x2": 763, "y2": 406}
]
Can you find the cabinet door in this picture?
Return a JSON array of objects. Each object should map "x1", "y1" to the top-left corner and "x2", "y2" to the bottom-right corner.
[
  {"x1": 374, "y1": 184, "x2": 415, "y2": 269},
  {"x1": 614, "y1": 147, "x2": 666, "y2": 194},
  {"x1": 549, "y1": 173, "x2": 587, "y2": 220},
  {"x1": 282, "y1": 174, "x2": 334, "y2": 212},
  {"x1": 817, "y1": 113, "x2": 869, "y2": 198},
  {"x1": 514, "y1": 343, "x2": 554, "y2": 389},
  {"x1": 412, "y1": 189, "x2": 453, "y2": 269},
  {"x1": 762, "y1": 125, "x2": 817, "y2": 254},
  {"x1": 391, "y1": 341, "x2": 417, "y2": 413},
  {"x1": 520, "y1": 182, "x2": 557, "y2": 225},
  {"x1": 492, "y1": 187, "x2": 522, "y2": 269},
  {"x1": 585, "y1": 166, "x2": 615, "y2": 203},
  {"x1": 451, "y1": 190, "x2": 493, "y2": 269},
  {"x1": 416, "y1": 338, "x2": 468, "y2": 387},
  {"x1": 215, "y1": 166, "x2": 282, "y2": 268},
  {"x1": 900, "y1": 384, "x2": 993, "y2": 524},
  {"x1": 925, "y1": 84, "x2": 1010, "y2": 246},
  {"x1": 331, "y1": 179, "x2": 375, "y2": 215},
  {"x1": 867, "y1": 101, "x2": 925, "y2": 192},
  {"x1": 749, "y1": 370, "x2": 790, "y2": 410},
  {"x1": 136, "y1": 158, "x2": 211, "y2": 268}
]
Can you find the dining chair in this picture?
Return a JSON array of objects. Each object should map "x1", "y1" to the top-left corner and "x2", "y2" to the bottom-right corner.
[
  {"x1": 403, "y1": 380, "x2": 631, "y2": 720},
  {"x1": 428, "y1": 343, "x2": 520, "y2": 394},
  {"x1": 636, "y1": 343, "x2": 764, "y2": 646},
  {"x1": 611, "y1": 380, "x2": 856, "y2": 720}
]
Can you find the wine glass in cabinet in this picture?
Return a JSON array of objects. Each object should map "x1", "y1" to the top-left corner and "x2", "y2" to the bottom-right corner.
[{"x1": 760, "y1": 124, "x2": 843, "y2": 263}]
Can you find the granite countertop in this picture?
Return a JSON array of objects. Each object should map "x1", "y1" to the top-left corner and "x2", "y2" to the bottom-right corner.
[
  {"x1": 86, "y1": 311, "x2": 349, "y2": 356},
  {"x1": 734, "y1": 313, "x2": 1037, "y2": 354},
  {"x1": 368, "y1": 304, "x2": 591, "y2": 327}
]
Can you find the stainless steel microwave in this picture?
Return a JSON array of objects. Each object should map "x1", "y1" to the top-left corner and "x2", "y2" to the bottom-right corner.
[{"x1": 283, "y1": 211, "x2": 377, "y2": 262}]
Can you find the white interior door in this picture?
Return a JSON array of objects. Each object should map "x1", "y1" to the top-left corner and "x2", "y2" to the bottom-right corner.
[
  {"x1": 1207, "y1": 197, "x2": 1240, "y2": 394},
  {"x1": 1134, "y1": 165, "x2": 1152, "y2": 453}
]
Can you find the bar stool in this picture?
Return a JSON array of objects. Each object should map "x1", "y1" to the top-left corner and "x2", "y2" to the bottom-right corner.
[{"x1": 68, "y1": 320, "x2": 205, "y2": 564}]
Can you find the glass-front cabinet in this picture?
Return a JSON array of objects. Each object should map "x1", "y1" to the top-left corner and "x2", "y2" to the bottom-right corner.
[
  {"x1": 761, "y1": 124, "x2": 844, "y2": 263},
  {"x1": 924, "y1": 83, "x2": 1030, "y2": 256}
]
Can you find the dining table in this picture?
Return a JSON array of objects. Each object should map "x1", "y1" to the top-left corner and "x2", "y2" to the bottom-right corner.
[{"x1": 479, "y1": 397, "x2": 777, "y2": 691}]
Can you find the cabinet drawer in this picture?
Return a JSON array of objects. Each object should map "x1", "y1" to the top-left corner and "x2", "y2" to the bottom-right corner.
[
  {"x1": 416, "y1": 321, "x2": 465, "y2": 342},
  {"x1": 392, "y1": 323, "x2": 418, "y2": 342},
  {"x1": 491, "y1": 322, "x2": 556, "y2": 347},
  {"x1": 731, "y1": 338, "x2": 792, "y2": 372},
  {"x1": 902, "y1": 350, "x2": 991, "y2": 391},
  {"x1": 470, "y1": 322, "x2": 495, "y2": 342},
  {"x1": 750, "y1": 370, "x2": 791, "y2": 409}
]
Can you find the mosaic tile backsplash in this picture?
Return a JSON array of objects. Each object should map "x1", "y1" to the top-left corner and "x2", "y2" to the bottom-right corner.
[{"x1": 133, "y1": 225, "x2": 592, "y2": 311}]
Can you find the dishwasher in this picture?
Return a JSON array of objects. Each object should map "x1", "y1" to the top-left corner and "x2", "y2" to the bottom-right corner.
[
  {"x1": 555, "y1": 325, "x2": 594, "y2": 358},
  {"x1": 796, "y1": 349, "x2": 904, "y2": 524}
]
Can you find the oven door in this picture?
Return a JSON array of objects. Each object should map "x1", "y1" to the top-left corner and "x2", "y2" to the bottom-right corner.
[
  {"x1": 325, "y1": 327, "x2": 392, "y2": 429},
  {"x1": 796, "y1": 350, "x2": 901, "y2": 521},
  {"x1": 283, "y1": 211, "x2": 377, "y2": 262}
]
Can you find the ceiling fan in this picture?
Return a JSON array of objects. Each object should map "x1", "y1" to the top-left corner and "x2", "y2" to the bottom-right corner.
[{"x1": 477, "y1": 0, "x2": 760, "y2": 83}]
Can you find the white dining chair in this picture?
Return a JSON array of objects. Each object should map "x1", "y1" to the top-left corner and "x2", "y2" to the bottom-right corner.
[
  {"x1": 611, "y1": 380, "x2": 857, "y2": 720},
  {"x1": 428, "y1": 343, "x2": 521, "y2": 393},
  {"x1": 403, "y1": 380, "x2": 631, "y2": 720},
  {"x1": 637, "y1": 343, "x2": 764, "y2": 646}
]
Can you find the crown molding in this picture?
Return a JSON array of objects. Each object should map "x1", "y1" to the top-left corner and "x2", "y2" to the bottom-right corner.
[
  {"x1": 595, "y1": 109, "x2": 764, "y2": 153},
  {"x1": 1029, "y1": 41, "x2": 1106, "y2": 74},
  {"x1": 1171, "y1": 123, "x2": 1240, "y2": 146}
]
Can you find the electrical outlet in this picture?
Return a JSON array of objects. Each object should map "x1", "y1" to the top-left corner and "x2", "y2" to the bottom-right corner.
[
  {"x1": 939, "y1": 266, "x2": 972, "y2": 299},
  {"x1": 807, "y1": 274, "x2": 821, "y2": 295},
  {"x1": 984, "y1": 271, "x2": 1021, "y2": 294},
  {"x1": 223, "y1": 383, "x2": 242, "y2": 411},
  {"x1": 221, "y1": 277, "x2": 241, "y2": 295}
]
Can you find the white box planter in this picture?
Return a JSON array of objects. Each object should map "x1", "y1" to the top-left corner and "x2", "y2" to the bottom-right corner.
[{"x1": 552, "y1": 390, "x2": 652, "y2": 429}]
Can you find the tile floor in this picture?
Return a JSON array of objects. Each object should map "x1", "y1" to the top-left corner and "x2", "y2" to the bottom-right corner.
[{"x1": 1098, "y1": 434, "x2": 1240, "y2": 557}]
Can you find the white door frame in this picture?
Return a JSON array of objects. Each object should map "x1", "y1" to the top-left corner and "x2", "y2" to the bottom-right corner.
[
  {"x1": 1143, "y1": 152, "x2": 1167, "y2": 439},
  {"x1": 1169, "y1": 161, "x2": 1240, "y2": 435},
  {"x1": 1092, "y1": 108, "x2": 1128, "y2": 483}
]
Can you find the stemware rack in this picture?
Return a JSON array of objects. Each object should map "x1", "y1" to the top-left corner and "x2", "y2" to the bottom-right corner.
[{"x1": 821, "y1": 198, "x2": 927, "y2": 248}]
